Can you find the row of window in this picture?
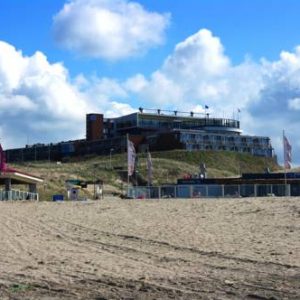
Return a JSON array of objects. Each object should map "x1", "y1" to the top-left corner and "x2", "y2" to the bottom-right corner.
[
  {"x1": 185, "y1": 144, "x2": 272, "y2": 156},
  {"x1": 138, "y1": 117, "x2": 239, "y2": 128},
  {"x1": 180, "y1": 133, "x2": 270, "y2": 145}
]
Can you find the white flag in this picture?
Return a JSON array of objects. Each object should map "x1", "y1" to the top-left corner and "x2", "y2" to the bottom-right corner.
[
  {"x1": 147, "y1": 151, "x2": 153, "y2": 186},
  {"x1": 127, "y1": 139, "x2": 136, "y2": 176},
  {"x1": 283, "y1": 133, "x2": 292, "y2": 169}
]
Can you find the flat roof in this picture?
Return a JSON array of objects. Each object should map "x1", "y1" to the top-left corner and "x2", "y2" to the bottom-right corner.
[
  {"x1": 177, "y1": 172, "x2": 300, "y2": 185},
  {"x1": 0, "y1": 168, "x2": 43, "y2": 185}
]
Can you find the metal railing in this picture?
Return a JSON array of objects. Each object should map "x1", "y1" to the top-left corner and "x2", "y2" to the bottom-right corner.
[
  {"x1": 127, "y1": 184, "x2": 291, "y2": 199},
  {"x1": 0, "y1": 189, "x2": 39, "y2": 201}
]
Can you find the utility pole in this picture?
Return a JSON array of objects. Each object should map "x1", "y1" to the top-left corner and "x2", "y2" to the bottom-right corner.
[
  {"x1": 21, "y1": 148, "x2": 24, "y2": 163},
  {"x1": 48, "y1": 144, "x2": 51, "y2": 163}
]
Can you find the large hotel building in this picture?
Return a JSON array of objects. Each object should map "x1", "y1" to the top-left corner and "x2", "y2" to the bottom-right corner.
[{"x1": 6, "y1": 109, "x2": 274, "y2": 162}]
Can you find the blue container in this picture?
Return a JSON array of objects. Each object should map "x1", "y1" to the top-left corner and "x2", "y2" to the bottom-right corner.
[{"x1": 52, "y1": 194, "x2": 64, "y2": 201}]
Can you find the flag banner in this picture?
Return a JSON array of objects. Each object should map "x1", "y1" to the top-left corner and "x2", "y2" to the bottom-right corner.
[
  {"x1": 147, "y1": 151, "x2": 153, "y2": 186},
  {"x1": 127, "y1": 139, "x2": 136, "y2": 176},
  {"x1": 283, "y1": 134, "x2": 292, "y2": 169},
  {"x1": 0, "y1": 144, "x2": 7, "y2": 171}
]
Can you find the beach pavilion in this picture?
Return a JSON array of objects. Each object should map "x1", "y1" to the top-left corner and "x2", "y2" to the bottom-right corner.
[{"x1": 0, "y1": 144, "x2": 43, "y2": 201}]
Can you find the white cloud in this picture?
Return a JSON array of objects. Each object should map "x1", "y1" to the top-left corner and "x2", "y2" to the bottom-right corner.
[
  {"x1": 118, "y1": 29, "x2": 300, "y2": 165},
  {"x1": 87, "y1": 77, "x2": 128, "y2": 99},
  {"x1": 0, "y1": 41, "x2": 27, "y2": 92},
  {"x1": 0, "y1": 94, "x2": 37, "y2": 112},
  {"x1": 124, "y1": 29, "x2": 262, "y2": 111},
  {"x1": 0, "y1": 42, "x2": 88, "y2": 146},
  {"x1": 53, "y1": 0, "x2": 170, "y2": 60},
  {"x1": 105, "y1": 101, "x2": 136, "y2": 117},
  {"x1": 124, "y1": 74, "x2": 147, "y2": 93},
  {"x1": 0, "y1": 41, "x2": 135, "y2": 148},
  {"x1": 2, "y1": 27, "x2": 300, "y2": 166},
  {"x1": 288, "y1": 97, "x2": 300, "y2": 110},
  {"x1": 162, "y1": 29, "x2": 230, "y2": 78}
]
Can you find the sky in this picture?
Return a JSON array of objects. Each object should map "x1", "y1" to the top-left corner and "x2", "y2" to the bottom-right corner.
[{"x1": 0, "y1": 0, "x2": 299, "y2": 165}]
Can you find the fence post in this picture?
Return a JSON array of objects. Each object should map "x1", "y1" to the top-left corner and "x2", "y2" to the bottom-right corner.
[
  {"x1": 254, "y1": 184, "x2": 257, "y2": 197},
  {"x1": 221, "y1": 185, "x2": 225, "y2": 197},
  {"x1": 158, "y1": 186, "x2": 161, "y2": 199}
]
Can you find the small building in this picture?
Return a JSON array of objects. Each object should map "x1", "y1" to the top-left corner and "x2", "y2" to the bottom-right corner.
[
  {"x1": 177, "y1": 172, "x2": 300, "y2": 197},
  {"x1": 127, "y1": 172, "x2": 300, "y2": 199},
  {"x1": 0, "y1": 144, "x2": 43, "y2": 200}
]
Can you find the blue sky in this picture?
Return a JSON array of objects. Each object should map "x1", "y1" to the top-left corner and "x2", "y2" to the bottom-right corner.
[
  {"x1": 2, "y1": 1, "x2": 300, "y2": 76},
  {"x1": 0, "y1": 0, "x2": 299, "y2": 165}
]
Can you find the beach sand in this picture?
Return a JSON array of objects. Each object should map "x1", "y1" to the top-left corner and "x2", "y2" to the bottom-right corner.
[{"x1": 0, "y1": 196, "x2": 299, "y2": 299}]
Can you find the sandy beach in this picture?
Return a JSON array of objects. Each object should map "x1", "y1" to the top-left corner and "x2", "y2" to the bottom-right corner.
[{"x1": 0, "y1": 196, "x2": 299, "y2": 299}]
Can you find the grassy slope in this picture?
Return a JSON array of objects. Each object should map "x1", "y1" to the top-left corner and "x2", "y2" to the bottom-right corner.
[{"x1": 12, "y1": 150, "x2": 279, "y2": 200}]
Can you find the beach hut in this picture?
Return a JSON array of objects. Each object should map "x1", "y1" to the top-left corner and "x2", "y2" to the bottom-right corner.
[{"x1": 0, "y1": 144, "x2": 43, "y2": 200}]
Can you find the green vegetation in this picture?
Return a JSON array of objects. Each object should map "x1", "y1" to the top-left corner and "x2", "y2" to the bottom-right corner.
[
  {"x1": 13, "y1": 150, "x2": 279, "y2": 200},
  {"x1": 9, "y1": 283, "x2": 32, "y2": 293}
]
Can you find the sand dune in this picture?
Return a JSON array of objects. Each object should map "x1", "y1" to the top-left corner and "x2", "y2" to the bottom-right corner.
[{"x1": 0, "y1": 197, "x2": 299, "y2": 299}]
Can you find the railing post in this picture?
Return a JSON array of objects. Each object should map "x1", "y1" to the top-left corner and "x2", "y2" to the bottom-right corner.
[
  {"x1": 270, "y1": 184, "x2": 273, "y2": 195},
  {"x1": 287, "y1": 184, "x2": 291, "y2": 196},
  {"x1": 189, "y1": 185, "x2": 193, "y2": 198}
]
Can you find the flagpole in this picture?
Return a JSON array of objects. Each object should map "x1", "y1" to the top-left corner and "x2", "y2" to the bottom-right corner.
[
  {"x1": 283, "y1": 130, "x2": 287, "y2": 196},
  {"x1": 127, "y1": 133, "x2": 129, "y2": 191},
  {"x1": 127, "y1": 134, "x2": 137, "y2": 197},
  {"x1": 147, "y1": 150, "x2": 149, "y2": 187},
  {"x1": 147, "y1": 150, "x2": 152, "y2": 187}
]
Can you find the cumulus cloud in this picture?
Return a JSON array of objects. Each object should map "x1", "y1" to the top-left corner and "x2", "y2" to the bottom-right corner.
[
  {"x1": 53, "y1": 0, "x2": 170, "y2": 60},
  {"x1": 288, "y1": 98, "x2": 300, "y2": 110},
  {"x1": 162, "y1": 29, "x2": 230, "y2": 78},
  {"x1": 117, "y1": 29, "x2": 300, "y2": 164},
  {"x1": 105, "y1": 101, "x2": 136, "y2": 117},
  {"x1": 0, "y1": 41, "x2": 87, "y2": 146},
  {"x1": 2, "y1": 26, "x2": 300, "y2": 165},
  {"x1": 0, "y1": 41, "x2": 134, "y2": 148},
  {"x1": 124, "y1": 29, "x2": 262, "y2": 112},
  {"x1": 124, "y1": 74, "x2": 148, "y2": 93}
]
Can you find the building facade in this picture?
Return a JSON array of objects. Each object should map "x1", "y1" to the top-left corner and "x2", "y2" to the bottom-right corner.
[
  {"x1": 5, "y1": 109, "x2": 274, "y2": 162},
  {"x1": 99, "y1": 110, "x2": 273, "y2": 157}
]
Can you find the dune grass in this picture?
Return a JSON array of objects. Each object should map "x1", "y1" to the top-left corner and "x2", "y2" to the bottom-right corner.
[{"x1": 12, "y1": 150, "x2": 279, "y2": 200}]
